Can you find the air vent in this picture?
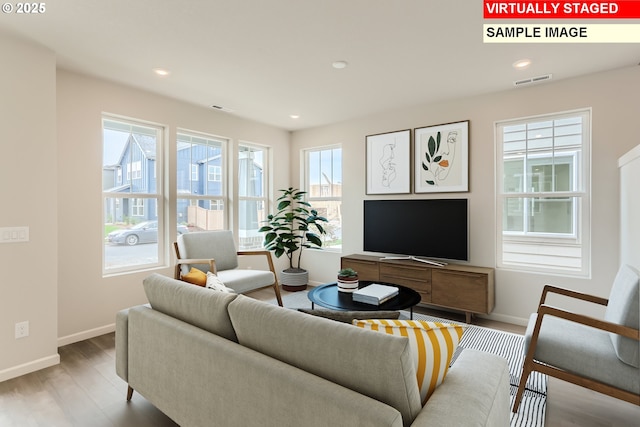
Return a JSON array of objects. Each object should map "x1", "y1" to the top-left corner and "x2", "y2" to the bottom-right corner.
[
  {"x1": 210, "y1": 105, "x2": 235, "y2": 113},
  {"x1": 514, "y1": 74, "x2": 553, "y2": 87}
]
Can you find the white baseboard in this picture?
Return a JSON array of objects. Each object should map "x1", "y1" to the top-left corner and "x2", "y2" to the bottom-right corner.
[
  {"x1": 0, "y1": 354, "x2": 60, "y2": 382},
  {"x1": 480, "y1": 312, "x2": 529, "y2": 327},
  {"x1": 57, "y1": 323, "x2": 116, "y2": 347}
]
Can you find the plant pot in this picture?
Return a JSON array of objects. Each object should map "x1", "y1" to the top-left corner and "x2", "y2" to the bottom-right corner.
[
  {"x1": 337, "y1": 275, "x2": 359, "y2": 293},
  {"x1": 280, "y1": 268, "x2": 308, "y2": 292}
]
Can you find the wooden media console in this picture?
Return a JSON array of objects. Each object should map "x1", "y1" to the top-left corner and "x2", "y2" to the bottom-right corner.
[{"x1": 341, "y1": 254, "x2": 494, "y2": 323}]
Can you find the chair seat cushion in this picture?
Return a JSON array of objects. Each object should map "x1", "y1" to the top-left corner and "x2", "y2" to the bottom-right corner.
[
  {"x1": 525, "y1": 314, "x2": 639, "y2": 395},
  {"x1": 217, "y1": 269, "x2": 275, "y2": 294}
]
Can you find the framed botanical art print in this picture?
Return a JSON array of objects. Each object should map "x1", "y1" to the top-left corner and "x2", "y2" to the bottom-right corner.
[
  {"x1": 366, "y1": 129, "x2": 411, "y2": 195},
  {"x1": 413, "y1": 120, "x2": 469, "y2": 193}
]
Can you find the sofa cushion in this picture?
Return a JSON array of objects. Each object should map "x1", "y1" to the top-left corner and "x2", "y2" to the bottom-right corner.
[
  {"x1": 603, "y1": 264, "x2": 639, "y2": 368},
  {"x1": 143, "y1": 273, "x2": 238, "y2": 342},
  {"x1": 228, "y1": 295, "x2": 422, "y2": 427},
  {"x1": 353, "y1": 319, "x2": 466, "y2": 405},
  {"x1": 298, "y1": 308, "x2": 400, "y2": 323}
]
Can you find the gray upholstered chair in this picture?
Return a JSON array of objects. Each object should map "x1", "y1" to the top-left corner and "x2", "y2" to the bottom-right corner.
[
  {"x1": 174, "y1": 230, "x2": 283, "y2": 306},
  {"x1": 513, "y1": 264, "x2": 640, "y2": 412}
]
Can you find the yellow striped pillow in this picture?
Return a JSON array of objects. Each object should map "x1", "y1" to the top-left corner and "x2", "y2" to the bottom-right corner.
[{"x1": 353, "y1": 319, "x2": 466, "y2": 405}]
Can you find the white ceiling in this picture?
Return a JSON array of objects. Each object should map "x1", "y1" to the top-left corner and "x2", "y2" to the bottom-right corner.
[{"x1": 2, "y1": 0, "x2": 639, "y2": 130}]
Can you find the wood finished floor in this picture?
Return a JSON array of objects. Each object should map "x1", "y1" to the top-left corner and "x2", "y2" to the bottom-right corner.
[{"x1": 1, "y1": 287, "x2": 638, "y2": 426}]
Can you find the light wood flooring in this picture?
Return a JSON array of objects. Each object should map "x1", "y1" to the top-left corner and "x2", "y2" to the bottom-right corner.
[{"x1": 0, "y1": 287, "x2": 638, "y2": 426}]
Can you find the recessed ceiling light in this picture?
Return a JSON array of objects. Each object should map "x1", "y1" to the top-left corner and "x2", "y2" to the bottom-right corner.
[
  {"x1": 153, "y1": 68, "x2": 171, "y2": 76},
  {"x1": 290, "y1": 114, "x2": 300, "y2": 119},
  {"x1": 332, "y1": 60, "x2": 348, "y2": 69},
  {"x1": 512, "y1": 59, "x2": 531, "y2": 69}
]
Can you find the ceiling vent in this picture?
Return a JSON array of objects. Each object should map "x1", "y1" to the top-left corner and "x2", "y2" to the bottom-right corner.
[
  {"x1": 210, "y1": 105, "x2": 235, "y2": 113},
  {"x1": 513, "y1": 74, "x2": 553, "y2": 87}
]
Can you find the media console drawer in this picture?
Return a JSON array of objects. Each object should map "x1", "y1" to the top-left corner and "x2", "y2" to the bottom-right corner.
[{"x1": 341, "y1": 254, "x2": 494, "y2": 323}]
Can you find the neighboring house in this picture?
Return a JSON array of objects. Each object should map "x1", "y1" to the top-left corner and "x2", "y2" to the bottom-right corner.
[
  {"x1": 103, "y1": 133, "x2": 157, "y2": 223},
  {"x1": 104, "y1": 134, "x2": 263, "y2": 227}
]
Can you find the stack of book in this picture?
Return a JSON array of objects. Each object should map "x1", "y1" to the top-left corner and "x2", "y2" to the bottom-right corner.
[{"x1": 352, "y1": 284, "x2": 399, "y2": 305}]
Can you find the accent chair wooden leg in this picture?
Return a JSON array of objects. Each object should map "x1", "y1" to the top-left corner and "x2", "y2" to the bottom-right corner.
[
  {"x1": 126, "y1": 385, "x2": 134, "y2": 401},
  {"x1": 273, "y1": 281, "x2": 283, "y2": 307},
  {"x1": 512, "y1": 357, "x2": 533, "y2": 412}
]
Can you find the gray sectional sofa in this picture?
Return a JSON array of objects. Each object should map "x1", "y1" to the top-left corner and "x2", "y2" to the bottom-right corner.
[{"x1": 116, "y1": 273, "x2": 510, "y2": 427}]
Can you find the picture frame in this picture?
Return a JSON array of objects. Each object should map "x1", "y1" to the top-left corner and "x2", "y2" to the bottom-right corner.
[
  {"x1": 413, "y1": 120, "x2": 469, "y2": 193},
  {"x1": 366, "y1": 129, "x2": 411, "y2": 195}
]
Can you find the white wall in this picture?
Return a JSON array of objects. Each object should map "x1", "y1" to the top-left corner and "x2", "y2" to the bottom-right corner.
[
  {"x1": 0, "y1": 32, "x2": 59, "y2": 380},
  {"x1": 56, "y1": 70, "x2": 291, "y2": 343},
  {"x1": 0, "y1": 29, "x2": 291, "y2": 380},
  {"x1": 291, "y1": 65, "x2": 640, "y2": 325}
]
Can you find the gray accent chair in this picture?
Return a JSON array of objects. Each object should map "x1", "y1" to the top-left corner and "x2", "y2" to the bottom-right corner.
[
  {"x1": 174, "y1": 230, "x2": 283, "y2": 306},
  {"x1": 513, "y1": 264, "x2": 640, "y2": 412}
]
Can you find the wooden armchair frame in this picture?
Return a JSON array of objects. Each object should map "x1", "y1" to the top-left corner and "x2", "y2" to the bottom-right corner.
[
  {"x1": 512, "y1": 284, "x2": 640, "y2": 412},
  {"x1": 173, "y1": 242, "x2": 283, "y2": 307}
]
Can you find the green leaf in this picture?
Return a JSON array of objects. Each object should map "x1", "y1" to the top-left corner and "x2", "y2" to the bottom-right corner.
[
  {"x1": 426, "y1": 180, "x2": 435, "y2": 185},
  {"x1": 425, "y1": 151, "x2": 431, "y2": 163},
  {"x1": 433, "y1": 155, "x2": 442, "y2": 162},
  {"x1": 306, "y1": 233, "x2": 322, "y2": 247},
  {"x1": 422, "y1": 162, "x2": 429, "y2": 171},
  {"x1": 277, "y1": 200, "x2": 291, "y2": 210},
  {"x1": 436, "y1": 131, "x2": 441, "y2": 153},
  {"x1": 428, "y1": 135, "x2": 436, "y2": 157}
]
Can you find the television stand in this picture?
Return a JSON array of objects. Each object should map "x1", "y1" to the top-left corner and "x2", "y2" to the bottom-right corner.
[
  {"x1": 380, "y1": 256, "x2": 447, "y2": 267},
  {"x1": 341, "y1": 254, "x2": 494, "y2": 324}
]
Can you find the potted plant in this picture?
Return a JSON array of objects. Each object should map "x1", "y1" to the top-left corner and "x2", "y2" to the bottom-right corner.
[
  {"x1": 259, "y1": 187, "x2": 328, "y2": 291},
  {"x1": 337, "y1": 268, "x2": 359, "y2": 293}
]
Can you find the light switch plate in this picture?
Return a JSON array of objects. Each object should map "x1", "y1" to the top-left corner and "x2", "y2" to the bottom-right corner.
[{"x1": 0, "y1": 226, "x2": 29, "y2": 243}]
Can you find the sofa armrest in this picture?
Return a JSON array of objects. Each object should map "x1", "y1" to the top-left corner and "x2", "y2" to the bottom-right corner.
[
  {"x1": 411, "y1": 349, "x2": 510, "y2": 427},
  {"x1": 115, "y1": 308, "x2": 130, "y2": 382}
]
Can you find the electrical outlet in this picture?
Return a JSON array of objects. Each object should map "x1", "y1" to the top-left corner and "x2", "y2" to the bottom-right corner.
[{"x1": 15, "y1": 321, "x2": 29, "y2": 339}]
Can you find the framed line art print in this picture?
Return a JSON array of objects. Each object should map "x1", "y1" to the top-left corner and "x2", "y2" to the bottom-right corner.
[
  {"x1": 366, "y1": 129, "x2": 411, "y2": 195},
  {"x1": 414, "y1": 120, "x2": 469, "y2": 193}
]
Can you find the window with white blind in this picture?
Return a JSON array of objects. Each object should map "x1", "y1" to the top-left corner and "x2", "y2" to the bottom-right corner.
[{"x1": 496, "y1": 109, "x2": 591, "y2": 276}]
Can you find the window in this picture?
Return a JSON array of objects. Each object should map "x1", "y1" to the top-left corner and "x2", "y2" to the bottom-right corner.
[
  {"x1": 496, "y1": 110, "x2": 591, "y2": 276},
  {"x1": 304, "y1": 146, "x2": 342, "y2": 249},
  {"x1": 102, "y1": 116, "x2": 164, "y2": 274},
  {"x1": 208, "y1": 165, "x2": 222, "y2": 182},
  {"x1": 177, "y1": 131, "x2": 227, "y2": 232},
  {"x1": 238, "y1": 144, "x2": 268, "y2": 250}
]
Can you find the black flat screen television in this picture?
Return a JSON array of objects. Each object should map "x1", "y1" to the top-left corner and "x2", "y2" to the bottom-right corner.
[{"x1": 363, "y1": 199, "x2": 468, "y2": 261}]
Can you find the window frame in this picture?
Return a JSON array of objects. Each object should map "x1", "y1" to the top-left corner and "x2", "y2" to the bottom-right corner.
[
  {"x1": 176, "y1": 130, "x2": 229, "y2": 232},
  {"x1": 495, "y1": 109, "x2": 591, "y2": 277},
  {"x1": 102, "y1": 115, "x2": 165, "y2": 276},
  {"x1": 237, "y1": 142, "x2": 269, "y2": 250},
  {"x1": 303, "y1": 144, "x2": 343, "y2": 251}
]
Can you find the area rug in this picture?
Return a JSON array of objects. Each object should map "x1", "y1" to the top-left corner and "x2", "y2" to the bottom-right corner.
[{"x1": 268, "y1": 289, "x2": 547, "y2": 427}]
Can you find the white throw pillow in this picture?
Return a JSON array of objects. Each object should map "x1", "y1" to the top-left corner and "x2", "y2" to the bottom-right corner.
[{"x1": 206, "y1": 272, "x2": 236, "y2": 293}]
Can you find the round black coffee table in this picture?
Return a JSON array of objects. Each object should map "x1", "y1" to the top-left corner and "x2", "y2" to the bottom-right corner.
[{"x1": 308, "y1": 281, "x2": 421, "y2": 319}]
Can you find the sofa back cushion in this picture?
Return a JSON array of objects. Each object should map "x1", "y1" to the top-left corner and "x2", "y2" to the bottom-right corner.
[
  {"x1": 228, "y1": 295, "x2": 422, "y2": 427},
  {"x1": 143, "y1": 273, "x2": 238, "y2": 342},
  {"x1": 604, "y1": 264, "x2": 640, "y2": 367}
]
